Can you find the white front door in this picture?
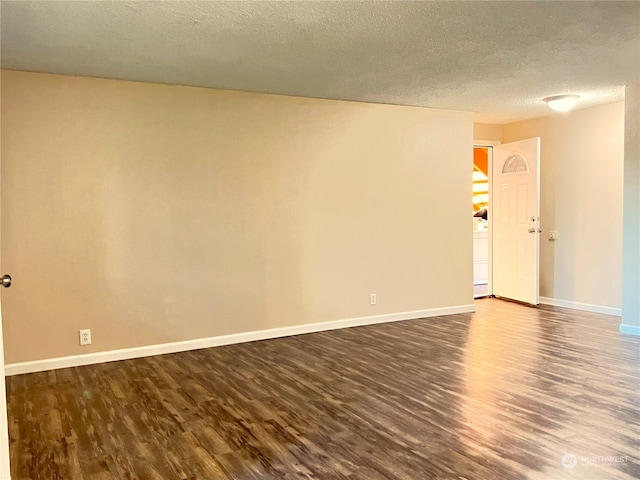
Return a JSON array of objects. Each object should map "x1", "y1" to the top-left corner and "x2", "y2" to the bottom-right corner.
[{"x1": 492, "y1": 137, "x2": 541, "y2": 305}]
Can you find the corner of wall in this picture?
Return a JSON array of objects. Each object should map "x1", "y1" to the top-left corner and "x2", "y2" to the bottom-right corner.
[{"x1": 622, "y1": 83, "x2": 640, "y2": 331}]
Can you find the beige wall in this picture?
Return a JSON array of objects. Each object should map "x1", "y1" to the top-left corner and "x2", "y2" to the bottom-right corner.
[
  {"x1": 503, "y1": 103, "x2": 624, "y2": 309},
  {"x1": 1, "y1": 70, "x2": 473, "y2": 364},
  {"x1": 473, "y1": 123, "x2": 502, "y2": 143}
]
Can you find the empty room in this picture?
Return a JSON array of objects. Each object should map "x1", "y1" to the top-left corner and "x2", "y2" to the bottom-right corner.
[{"x1": 0, "y1": 1, "x2": 639, "y2": 479}]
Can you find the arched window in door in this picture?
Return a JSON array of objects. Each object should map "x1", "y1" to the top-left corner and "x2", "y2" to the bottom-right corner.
[{"x1": 502, "y1": 153, "x2": 528, "y2": 174}]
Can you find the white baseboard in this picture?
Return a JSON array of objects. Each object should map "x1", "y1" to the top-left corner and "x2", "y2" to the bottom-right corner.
[
  {"x1": 539, "y1": 297, "x2": 621, "y2": 317},
  {"x1": 619, "y1": 324, "x2": 640, "y2": 336},
  {"x1": 5, "y1": 304, "x2": 475, "y2": 376}
]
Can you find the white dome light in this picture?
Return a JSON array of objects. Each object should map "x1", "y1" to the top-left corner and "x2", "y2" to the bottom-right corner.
[{"x1": 543, "y1": 94, "x2": 580, "y2": 112}]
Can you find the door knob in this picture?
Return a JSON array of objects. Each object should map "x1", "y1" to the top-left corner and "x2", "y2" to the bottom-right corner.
[
  {"x1": 1, "y1": 274, "x2": 12, "y2": 288},
  {"x1": 528, "y1": 228, "x2": 536, "y2": 234}
]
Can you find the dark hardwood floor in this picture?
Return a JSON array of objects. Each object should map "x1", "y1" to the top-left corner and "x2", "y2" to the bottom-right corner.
[{"x1": 6, "y1": 298, "x2": 640, "y2": 479}]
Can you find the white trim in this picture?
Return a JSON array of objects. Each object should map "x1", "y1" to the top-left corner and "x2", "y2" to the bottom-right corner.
[
  {"x1": 0, "y1": 301, "x2": 11, "y2": 480},
  {"x1": 486, "y1": 145, "x2": 494, "y2": 297},
  {"x1": 474, "y1": 140, "x2": 501, "y2": 147},
  {"x1": 5, "y1": 304, "x2": 475, "y2": 376},
  {"x1": 539, "y1": 297, "x2": 622, "y2": 316}
]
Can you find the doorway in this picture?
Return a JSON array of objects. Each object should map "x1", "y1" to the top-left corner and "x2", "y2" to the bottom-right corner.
[
  {"x1": 473, "y1": 139, "x2": 541, "y2": 305},
  {"x1": 473, "y1": 146, "x2": 491, "y2": 298}
]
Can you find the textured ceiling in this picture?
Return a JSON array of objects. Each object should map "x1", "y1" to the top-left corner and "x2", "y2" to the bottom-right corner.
[{"x1": 1, "y1": 1, "x2": 639, "y2": 124}]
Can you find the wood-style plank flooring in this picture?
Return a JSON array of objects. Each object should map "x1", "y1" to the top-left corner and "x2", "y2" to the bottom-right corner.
[{"x1": 6, "y1": 298, "x2": 640, "y2": 479}]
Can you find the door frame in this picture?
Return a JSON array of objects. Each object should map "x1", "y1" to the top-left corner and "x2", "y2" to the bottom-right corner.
[
  {"x1": 473, "y1": 140, "x2": 501, "y2": 298},
  {"x1": 0, "y1": 156, "x2": 11, "y2": 479},
  {"x1": 0, "y1": 124, "x2": 11, "y2": 480},
  {"x1": 0, "y1": 307, "x2": 9, "y2": 480}
]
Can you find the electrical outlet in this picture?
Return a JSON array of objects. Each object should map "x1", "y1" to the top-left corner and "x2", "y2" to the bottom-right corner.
[
  {"x1": 79, "y1": 329, "x2": 91, "y2": 346},
  {"x1": 370, "y1": 293, "x2": 377, "y2": 306}
]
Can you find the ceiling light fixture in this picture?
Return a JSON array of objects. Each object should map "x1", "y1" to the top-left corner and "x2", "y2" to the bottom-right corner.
[{"x1": 543, "y1": 94, "x2": 580, "y2": 113}]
